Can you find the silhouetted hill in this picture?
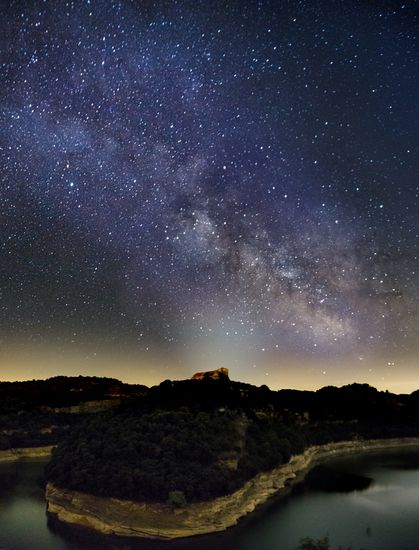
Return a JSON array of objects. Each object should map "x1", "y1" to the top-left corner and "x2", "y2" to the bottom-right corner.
[
  {"x1": 127, "y1": 378, "x2": 417, "y2": 429},
  {"x1": 0, "y1": 376, "x2": 147, "y2": 450},
  {"x1": 0, "y1": 376, "x2": 147, "y2": 411}
]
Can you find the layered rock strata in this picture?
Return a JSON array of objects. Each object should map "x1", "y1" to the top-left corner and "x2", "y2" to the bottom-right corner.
[
  {"x1": 0, "y1": 446, "x2": 54, "y2": 462},
  {"x1": 46, "y1": 437, "x2": 419, "y2": 539}
]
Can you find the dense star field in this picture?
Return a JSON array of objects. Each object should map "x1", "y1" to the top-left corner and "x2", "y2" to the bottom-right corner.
[{"x1": 1, "y1": 1, "x2": 418, "y2": 389}]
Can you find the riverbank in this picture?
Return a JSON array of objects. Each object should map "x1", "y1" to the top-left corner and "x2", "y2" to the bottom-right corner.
[
  {"x1": 0, "y1": 446, "x2": 54, "y2": 462},
  {"x1": 45, "y1": 437, "x2": 419, "y2": 539}
]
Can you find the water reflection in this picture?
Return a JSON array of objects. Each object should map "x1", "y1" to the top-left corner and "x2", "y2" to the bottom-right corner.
[
  {"x1": 1, "y1": 448, "x2": 419, "y2": 550},
  {"x1": 301, "y1": 464, "x2": 373, "y2": 493}
]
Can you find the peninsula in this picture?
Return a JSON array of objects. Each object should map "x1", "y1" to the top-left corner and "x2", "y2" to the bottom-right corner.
[{"x1": 41, "y1": 370, "x2": 419, "y2": 539}]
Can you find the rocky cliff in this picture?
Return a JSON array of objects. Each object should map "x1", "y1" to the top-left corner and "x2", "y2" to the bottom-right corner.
[
  {"x1": 191, "y1": 368, "x2": 229, "y2": 381},
  {"x1": 0, "y1": 445, "x2": 54, "y2": 462},
  {"x1": 45, "y1": 437, "x2": 419, "y2": 539}
]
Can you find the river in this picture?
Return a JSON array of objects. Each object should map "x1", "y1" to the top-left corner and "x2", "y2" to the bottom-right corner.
[{"x1": 1, "y1": 447, "x2": 419, "y2": 550}]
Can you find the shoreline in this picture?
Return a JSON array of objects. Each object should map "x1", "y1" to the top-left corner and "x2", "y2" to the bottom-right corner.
[
  {"x1": 45, "y1": 436, "x2": 419, "y2": 540},
  {"x1": 0, "y1": 446, "x2": 54, "y2": 462}
]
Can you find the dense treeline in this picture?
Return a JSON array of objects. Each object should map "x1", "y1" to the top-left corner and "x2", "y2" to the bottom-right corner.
[
  {"x1": 45, "y1": 377, "x2": 419, "y2": 504},
  {"x1": 0, "y1": 410, "x2": 79, "y2": 450},
  {"x1": 47, "y1": 409, "x2": 245, "y2": 502},
  {"x1": 46, "y1": 407, "x2": 310, "y2": 502}
]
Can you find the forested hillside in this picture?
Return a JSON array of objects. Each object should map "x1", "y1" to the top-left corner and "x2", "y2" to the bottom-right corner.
[{"x1": 45, "y1": 376, "x2": 419, "y2": 504}]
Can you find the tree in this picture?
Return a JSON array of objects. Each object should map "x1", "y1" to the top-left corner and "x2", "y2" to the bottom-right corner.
[
  {"x1": 296, "y1": 537, "x2": 330, "y2": 550},
  {"x1": 167, "y1": 490, "x2": 187, "y2": 508}
]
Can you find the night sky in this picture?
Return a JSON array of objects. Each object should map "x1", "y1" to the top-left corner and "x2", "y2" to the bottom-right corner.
[{"x1": 1, "y1": 1, "x2": 419, "y2": 391}]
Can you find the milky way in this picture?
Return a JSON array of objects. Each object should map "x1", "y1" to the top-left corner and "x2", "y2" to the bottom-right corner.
[{"x1": 1, "y1": 1, "x2": 419, "y2": 387}]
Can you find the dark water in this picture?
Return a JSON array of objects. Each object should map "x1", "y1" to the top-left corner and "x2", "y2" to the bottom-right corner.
[{"x1": 2, "y1": 449, "x2": 419, "y2": 550}]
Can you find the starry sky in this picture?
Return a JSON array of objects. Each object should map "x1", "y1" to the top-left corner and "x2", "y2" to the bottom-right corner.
[{"x1": 1, "y1": 0, "x2": 419, "y2": 391}]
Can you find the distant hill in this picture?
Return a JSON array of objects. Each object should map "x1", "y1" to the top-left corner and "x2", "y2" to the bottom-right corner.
[
  {"x1": 0, "y1": 376, "x2": 147, "y2": 450},
  {"x1": 0, "y1": 375, "x2": 147, "y2": 411}
]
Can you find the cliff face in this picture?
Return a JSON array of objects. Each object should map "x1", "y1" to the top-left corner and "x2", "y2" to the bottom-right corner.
[
  {"x1": 0, "y1": 445, "x2": 54, "y2": 462},
  {"x1": 191, "y1": 368, "x2": 229, "y2": 381},
  {"x1": 45, "y1": 438, "x2": 419, "y2": 539}
]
